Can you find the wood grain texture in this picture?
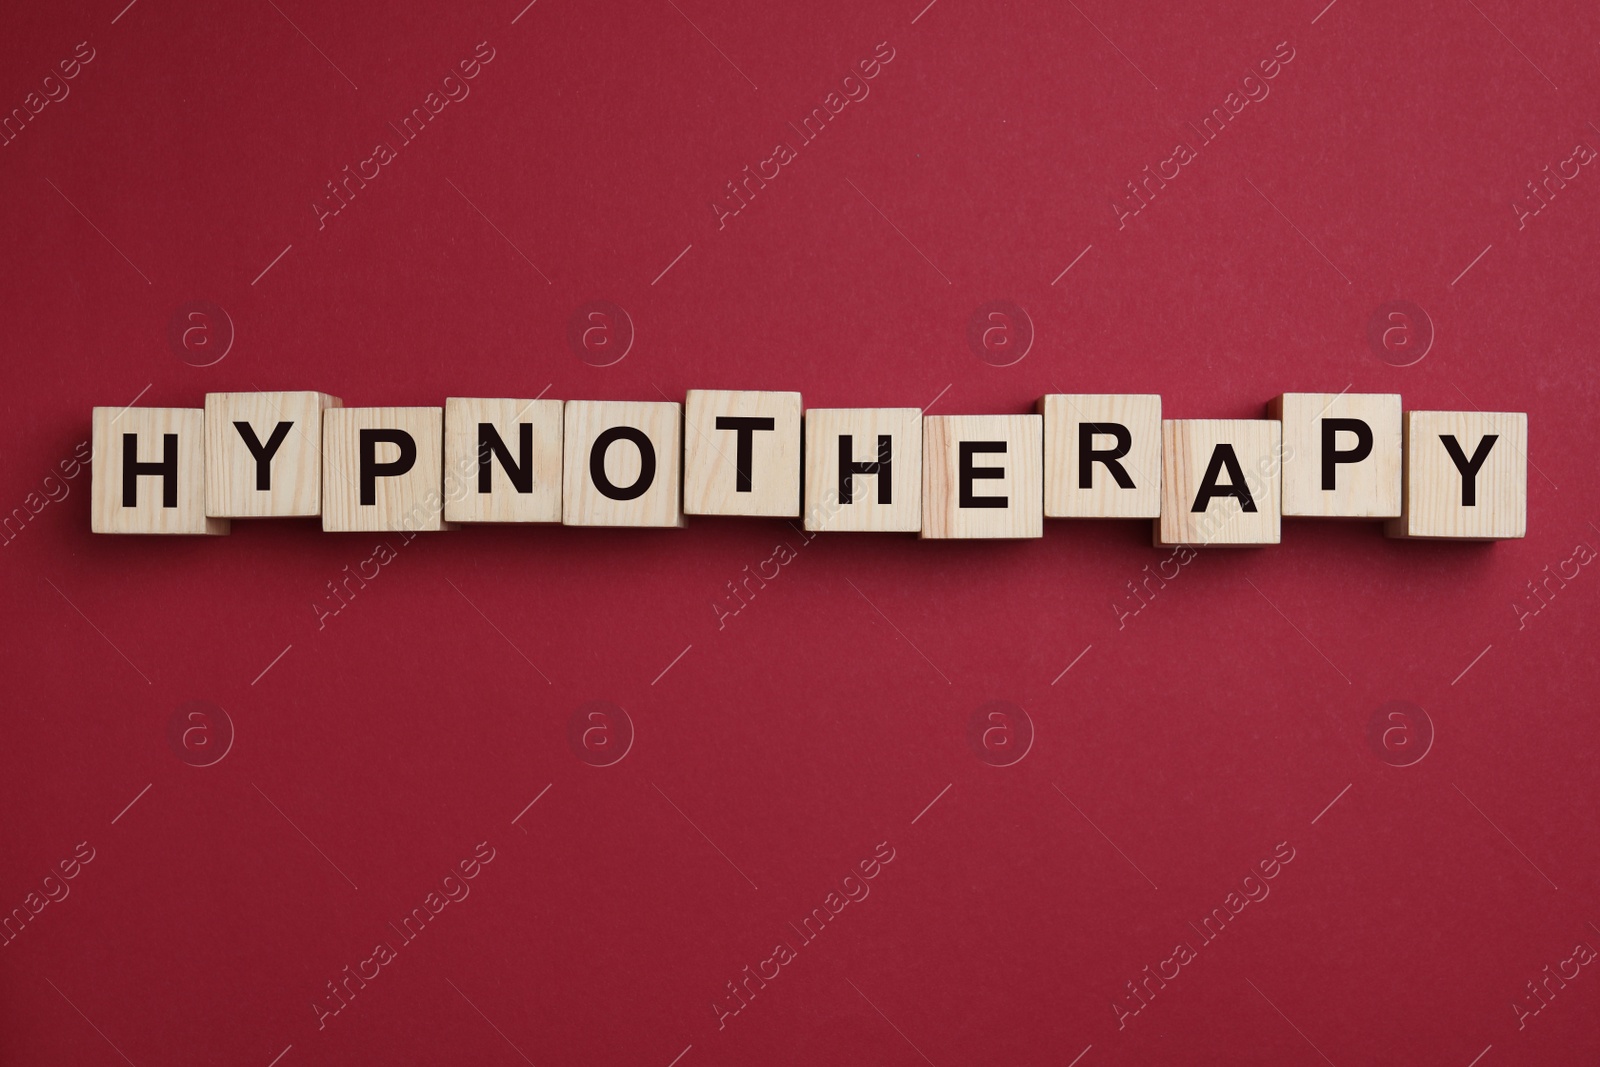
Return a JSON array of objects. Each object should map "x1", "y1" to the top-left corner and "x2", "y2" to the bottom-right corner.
[
  {"x1": 443, "y1": 397, "x2": 563, "y2": 524},
  {"x1": 1269, "y1": 392, "x2": 1401, "y2": 518},
  {"x1": 803, "y1": 408, "x2": 922, "y2": 533},
  {"x1": 562, "y1": 400, "x2": 684, "y2": 527},
  {"x1": 1038, "y1": 394, "x2": 1161, "y2": 518},
  {"x1": 92, "y1": 406, "x2": 228, "y2": 534},
  {"x1": 204, "y1": 391, "x2": 340, "y2": 518},
  {"x1": 1157, "y1": 419, "x2": 1282, "y2": 546},
  {"x1": 921, "y1": 414, "x2": 1043, "y2": 539},
  {"x1": 683, "y1": 389, "x2": 802, "y2": 517},
  {"x1": 321, "y1": 407, "x2": 447, "y2": 533},
  {"x1": 1385, "y1": 410, "x2": 1526, "y2": 540}
]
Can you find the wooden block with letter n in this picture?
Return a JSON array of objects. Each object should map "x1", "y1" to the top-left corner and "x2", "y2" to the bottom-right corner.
[
  {"x1": 443, "y1": 397, "x2": 563, "y2": 523},
  {"x1": 683, "y1": 389, "x2": 802, "y2": 517},
  {"x1": 1385, "y1": 410, "x2": 1527, "y2": 539},
  {"x1": 91, "y1": 407, "x2": 228, "y2": 534},
  {"x1": 562, "y1": 400, "x2": 684, "y2": 527},
  {"x1": 322, "y1": 408, "x2": 447, "y2": 532},
  {"x1": 922, "y1": 414, "x2": 1043, "y2": 539},
  {"x1": 1037, "y1": 394, "x2": 1161, "y2": 518},
  {"x1": 204, "y1": 391, "x2": 341, "y2": 518},
  {"x1": 803, "y1": 408, "x2": 922, "y2": 533},
  {"x1": 1157, "y1": 420, "x2": 1282, "y2": 546},
  {"x1": 1269, "y1": 392, "x2": 1401, "y2": 518}
]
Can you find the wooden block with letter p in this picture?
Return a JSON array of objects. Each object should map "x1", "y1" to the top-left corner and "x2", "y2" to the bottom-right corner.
[
  {"x1": 922, "y1": 414, "x2": 1043, "y2": 539},
  {"x1": 1385, "y1": 410, "x2": 1527, "y2": 539},
  {"x1": 803, "y1": 408, "x2": 922, "y2": 533},
  {"x1": 443, "y1": 397, "x2": 563, "y2": 523},
  {"x1": 1157, "y1": 420, "x2": 1282, "y2": 546},
  {"x1": 91, "y1": 406, "x2": 228, "y2": 534},
  {"x1": 322, "y1": 407, "x2": 447, "y2": 532},
  {"x1": 562, "y1": 400, "x2": 684, "y2": 527},
  {"x1": 683, "y1": 389, "x2": 802, "y2": 517},
  {"x1": 1038, "y1": 394, "x2": 1161, "y2": 518},
  {"x1": 1269, "y1": 392, "x2": 1401, "y2": 518},
  {"x1": 204, "y1": 391, "x2": 341, "y2": 518}
]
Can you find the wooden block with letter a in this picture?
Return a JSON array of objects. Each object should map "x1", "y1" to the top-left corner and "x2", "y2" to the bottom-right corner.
[
  {"x1": 204, "y1": 391, "x2": 341, "y2": 518},
  {"x1": 92, "y1": 406, "x2": 228, "y2": 534},
  {"x1": 443, "y1": 397, "x2": 563, "y2": 523},
  {"x1": 1038, "y1": 394, "x2": 1161, "y2": 518},
  {"x1": 1385, "y1": 411, "x2": 1526, "y2": 539},
  {"x1": 1157, "y1": 420, "x2": 1281, "y2": 546},
  {"x1": 683, "y1": 389, "x2": 802, "y2": 517},
  {"x1": 922, "y1": 414, "x2": 1043, "y2": 539},
  {"x1": 803, "y1": 408, "x2": 922, "y2": 533},
  {"x1": 322, "y1": 408, "x2": 447, "y2": 533},
  {"x1": 562, "y1": 400, "x2": 684, "y2": 527},
  {"x1": 1269, "y1": 392, "x2": 1401, "y2": 518}
]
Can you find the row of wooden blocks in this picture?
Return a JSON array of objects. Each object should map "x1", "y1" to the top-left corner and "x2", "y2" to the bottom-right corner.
[{"x1": 89, "y1": 391, "x2": 1528, "y2": 542}]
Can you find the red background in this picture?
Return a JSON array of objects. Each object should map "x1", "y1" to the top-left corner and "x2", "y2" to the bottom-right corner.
[{"x1": 2, "y1": 0, "x2": 1597, "y2": 1064}]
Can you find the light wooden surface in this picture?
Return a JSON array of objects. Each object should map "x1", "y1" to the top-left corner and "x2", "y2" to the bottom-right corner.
[
  {"x1": 683, "y1": 389, "x2": 802, "y2": 517},
  {"x1": 1157, "y1": 419, "x2": 1282, "y2": 546},
  {"x1": 922, "y1": 414, "x2": 1043, "y2": 539},
  {"x1": 321, "y1": 407, "x2": 446, "y2": 532},
  {"x1": 562, "y1": 400, "x2": 684, "y2": 527},
  {"x1": 443, "y1": 397, "x2": 564, "y2": 523},
  {"x1": 1270, "y1": 392, "x2": 1401, "y2": 518},
  {"x1": 1038, "y1": 394, "x2": 1161, "y2": 518},
  {"x1": 204, "y1": 391, "x2": 340, "y2": 518},
  {"x1": 803, "y1": 408, "x2": 922, "y2": 533},
  {"x1": 92, "y1": 406, "x2": 228, "y2": 534},
  {"x1": 1385, "y1": 410, "x2": 1526, "y2": 539}
]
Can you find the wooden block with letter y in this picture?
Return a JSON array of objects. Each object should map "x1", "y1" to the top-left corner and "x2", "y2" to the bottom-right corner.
[
  {"x1": 205, "y1": 391, "x2": 341, "y2": 518},
  {"x1": 683, "y1": 389, "x2": 802, "y2": 517},
  {"x1": 1157, "y1": 420, "x2": 1281, "y2": 546},
  {"x1": 92, "y1": 406, "x2": 228, "y2": 534},
  {"x1": 322, "y1": 408, "x2": 447, "y2": 533},
  {"x1": 1385, "y1": 410, "x2": 1526, "y2": 539},
  {"x1": 1038, "y1": 394, "x2": 1161, "y2": 518},
  {"x1": 443, "y1": 397, "x2": 563, "y2": 523},
  {"x1": 1269, "y1": 392, "x2": 1401, "y2": 518},
  {"x1": 803, "y1": 408, "x2": 922, "y2": 533},
  {"x1": 562, "y1": 400, "x2": 684, "y2": 527},
  {"x1": 922, "y1": 414, "x2": 1043, "y2": 539}
]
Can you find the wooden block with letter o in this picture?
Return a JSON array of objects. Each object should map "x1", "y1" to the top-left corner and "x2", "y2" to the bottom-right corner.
[
  {"x1": 92, "y1": 406, "x2": 228, "y2": 534},
  {"x1": 204, "y1": 391, "x2": 341, "y2": 518},
  {"x1": 1157, "y1": 420, "x2": 1282, "y2": 546},
  {"x1": 1385, "y1": 410, "x2": 1526, "y2": 539},
  {"x1": 322, "y1": 407, "x2": 447, "y2": 532},
  {"x1": 1038, "y1": 393, "x2": 1161, "y2": 518},
  {"x1": 443, "y1": 397, "x2": 563, "y2": 524},
  {"x1": 1269, "y1": 392, "x2": 1401, "y2": 518},
  {"x1": 803, "y1": 408, "x2": 922, "y2": 533},
  {"x1": 562, "y1": 400, "x2": 684, "y2": 527},
  {"x1": 922, "y1": 414, "x2": 1043, "y2": 539},
  {"x1": 683, "y1": 389, "x2": 802, "y2": 517}
]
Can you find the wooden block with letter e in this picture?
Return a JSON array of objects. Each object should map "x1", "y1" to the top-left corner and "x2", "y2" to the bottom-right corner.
[
  {"x1": 803, "y1": 408, "x2": 922, "y2": 533},
  {"x1": 1269, "y1": 392, "x2": 1401, "y2": 518},
  {"x1": 1157, "y1": 420, "x2": 1281, "y2": 546},
  {"x1": 1037, "y1": 394, "x2": 1161, "y2": 518},
  {"x1": 443, "y1": 397, "x2": 563, "y2": 523},
  {"x1": 1385, "y1": 410, "x2": 1526, "y2": 539},
  {"x1": 92, "y1": 406, "x2": 228, "y2": 534},
  {"x1": 922, "y1": 414, "x2": 1043, "y2": 539},
  {"x1": 562, "y1": 400, "x2": 684, "y2": 527},
  {"x1": 683, "y1": 389, "x2": 802, "y2": 517},
  {"x1": 322, "y1": 408, "x2": 447, "y2": 532},
  {"x1": 204, "y1": 391, "x2": 341, "y2": 518}
]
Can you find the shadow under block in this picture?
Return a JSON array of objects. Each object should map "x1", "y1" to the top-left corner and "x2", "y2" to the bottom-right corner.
[
  {"x1": 803, "y1": 408, "x2": 923, "y2": 533},
  {"x1": 204, "y1": 391, "x2": 341, "y2": 518},
  {"x1": 1038, "y1": 394, "x2": 1161, "y2": 518},
  {"x1": 92, "y1": 407, "x2": 229, "y2": 534},
  {"x1": 1157, "y1": 420, "x2": 1282, "y2": 546},
  {"x1": 321, "y1": 408, "x2": 447, "y2": 532},
  {"x1": 562, "y1": 400, "x2": 684, "y2": 527},
  {"x1": 443, "y1": 398, "x2": 563, "y2": 524},
  {"x1": 683, "y1": 389, "x2": 802, "y2": 517},
  {"x1": 1385, "y1": 410, "x2": 1527, "y2": 540},
  {"x1": 922, "y1": 414, "x2": 1043, "y2": 539},
  {"x1": 1269, "y1": 392, "x2": 1401, "y2": 518}
]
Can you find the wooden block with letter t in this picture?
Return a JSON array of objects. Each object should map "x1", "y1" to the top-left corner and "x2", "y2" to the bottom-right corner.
[
  {"x1": 562, "y1": 400, "x2": 684, "y2": 527},
  {"x1": 922, "y1": 414, "x2": 1043, "y2": 539},
  {"x1": 443, "y1": 397, "x2": 563, "y2": 523},
  {"x1": 1037, "y1": 394, "x2": 1161, "y2": 518},
  {"x1": 204, "y1": 391, "x2": 341, "y2": 518},
  {"x1": 683, "y1": 389, "x2": 802, "y2": 517},
  {"x1": 803, "y1": 408, "x2": 922, "y2": 533},
  {"x1": 1157, "y1": 420, "x2": 1281, "y2": 546},
  {"x1": 322, "y1": 408, "x2": 447, "y2": 533},
  {"x1": 1385, "y1": 411, "x2": 1527, "y2": 540},
  {"x1": 1269, "y1": 392, "x2": 1401, "y2": 518},
  {"x1": 91, "y1": 407, "x2": 228, "y2": 534}
]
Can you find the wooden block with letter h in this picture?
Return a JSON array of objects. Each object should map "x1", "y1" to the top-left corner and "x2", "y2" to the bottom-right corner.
[
  {"x1": 562, "y1": 400, "x2": 684, "y2": 527},
  {"x1": 683, "y1": 389, "x2": 802, "y2": 517},
  {"x1": 922, "y1": 414, "x2": 1043, "y2": 538},
  {"x1": 1157, "y1": 420, "x2": 1281, "y2": 546},
  {"x1": 1038, "y1": 394, "x2": 1161, "y2": 518},
  {"x1": 1385, "y1": 411, "x2": 1526, "y2": 539},
  {"x1": 443, "y1": 397, "x2": 564, "y2": 523},
  {"x1": 803, "y1": 408, "x2": 922, "y2": 532},
  {"x1": 322, "y1": 408, "x2": 447, "y2": 532},
  {"x1": 92, "y1": 406, "x2": 228, "y2": 534},
  {"x1": 1269, "y1": 392, "x2": 1401, "y2": 518},
  {"x1": 205, "y1": 391, "x2": 341, "y2": 518}
]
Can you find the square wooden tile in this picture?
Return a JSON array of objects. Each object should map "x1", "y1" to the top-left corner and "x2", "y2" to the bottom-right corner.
[
  {"x1": 922, "y1": 414, "x2": 1043, "y2": 539},
  {"x1": 443, "y1": 397, "x2": 563, "y2": 524},
  {"x1": 803, "y1": 408, "x2": 922, "y2": 533},
  {"x1": 562, "y1": 401, "x2": 684, "y2": 527}
]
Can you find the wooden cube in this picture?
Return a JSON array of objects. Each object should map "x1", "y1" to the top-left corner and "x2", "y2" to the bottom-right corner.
[
  {"x1": 322, "y1": 408, "x2": 447, "y2": 532},
  {"x1": 443, "y1": 398, "x2": 563, "y2": 524},
  {"x1": 204, "y1": 391, "x2": 341, "y2": 518},
  {"x1": 1385, "y1": 411, "x2": 1526, "y2": 539},
  {"x1": 803, "y1": 408, "x2": 922, "y2": 533},
  {"x1": 1269, "y1": 392, "x2": 1401, "y2": 518},
  {"x1": 683, "y1": 389, "x2": 802, "y2": 517},
  {"x1": 1157, "y1": 420, "x2": 1282, "y2": 546},
  {"x1": 1037, "y1": 394, "x2": 1161, "y2": 518},
  {"x1": 922, "y1": 415, "x2": 1043, "y2": 539},
  {"x1": 91, "y1": 407, "x2": 228, "y2": 534},
  {"x1": 562, "y1": 401, "x2": 684, "y2": 527}
]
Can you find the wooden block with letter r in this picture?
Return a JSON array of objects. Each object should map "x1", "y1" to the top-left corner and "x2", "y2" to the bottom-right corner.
[
  {"x1": 443, "y1": 397, "x2": 564, "y2": 523},
  {"x1": 322, "y1": 408, "x2": 447, "y2": 532},
  {"x1": 562, "y1": 400, "x2": 684, "y2": 527},
  {"x1": 1037, "y1": 393, "x2": 1161, "y2": 518},
  {"x1": 1157, "y1": 420, "x2": 1282, "y2": 546},
  {"x1": 803, "y1": 408, "x2": 922, "y2": 533},
  {"x1": 204, "y1": 391, "x2": 341, "y2": 518},
  {"x1": 92, "y1": 406, "x2": 228, "y2": 534},
  {"x1": 922, "y1": 414, "x2": 1043, "y2": 539},
  {"x1": 1385, "y1": 410, "x2": 1526, "y2": 539},
  {"x1": 683, "y1": 389, "x2": 802, "y2": 517},
  {"x1": 1269, "y1": 392, "x2": 1401, "y2": 518}
]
